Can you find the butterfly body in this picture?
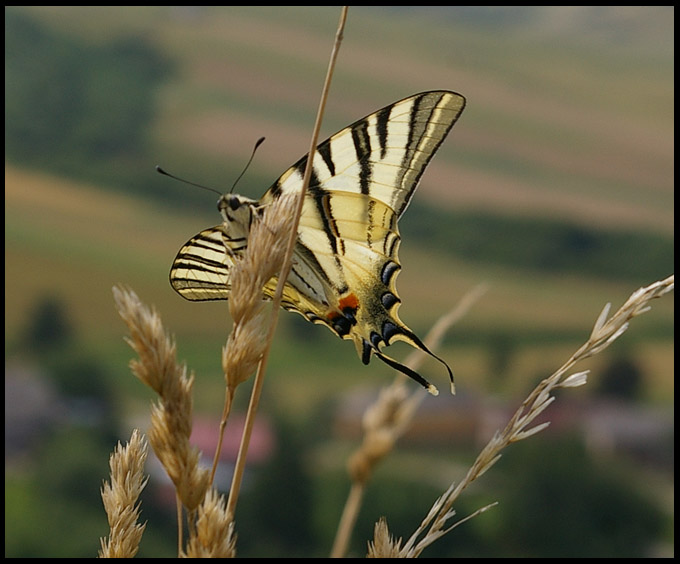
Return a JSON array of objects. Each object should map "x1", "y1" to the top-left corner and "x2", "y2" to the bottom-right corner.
[{"x1": 170, "y1": 91, "x2": 466, "y2": 393}]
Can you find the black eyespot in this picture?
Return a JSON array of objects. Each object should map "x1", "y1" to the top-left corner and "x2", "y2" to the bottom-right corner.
[
  {"x1": 382, "y1": 321, "x2": 399, "y2": 344},
  {"x1": 381, "y1": 292, "x2": 399, "y2": 309},
  {"x1": 332, "y1": 316, "x2": 352, "y2": 336},
  {"x1": 380, "y1": 261, "x2": 400, "y2": 286},
  {"x1": 342, "y1": 308, "x2": 357, "y2": 325}
]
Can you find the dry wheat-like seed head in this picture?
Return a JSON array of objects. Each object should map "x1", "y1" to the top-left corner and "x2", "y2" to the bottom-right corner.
[
  {"x1": 113, "y1": 286, "x2": 210, "y2": 511},
  {"x1": 222, "y1": 191, "x2": 298, "y2": 390},
  {"x1": 367, "y1": 518, "x2": 403, "y2": 558},
  {"x1": 99, "y1": 429, "x2": 148, "y2": 558},
  {"x1": 182, "y1": 489, "x2": 236, "y2": 558}
]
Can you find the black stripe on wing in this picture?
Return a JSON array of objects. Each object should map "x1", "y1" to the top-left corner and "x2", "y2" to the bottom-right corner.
[
  {"x1": 169, "y1": 228, "x2": 233, "y2": 301},
  {"x1": 351, "y1": 118, "x2": 372, "y2": 195}
]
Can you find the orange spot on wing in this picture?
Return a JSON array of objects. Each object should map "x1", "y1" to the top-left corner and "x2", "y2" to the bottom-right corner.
[{"x1": 339, "y1": 293, "x2": 359, "y2": 312}]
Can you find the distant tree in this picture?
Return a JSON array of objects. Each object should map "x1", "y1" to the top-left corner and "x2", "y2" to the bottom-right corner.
[
  {"x1": 20, "y1": 294, "x2": 120, "y2": 435},
  {"x1": 5, "y1": 9, "x2": 173, "y2": 175},
  {"x1": 495, "y1": 436, "x2": 663, "y2": 557},
  {"x1": 487, "y1": 330, "x2": 516, "y2": 385},
  {"x1": 596, "y1": 354, "x2": 644, "y2": 401},
  {"x1": 22, "y1": 295, "x2": 74, "y2": 351},
  {"x1": 239, "y1": 415, "x2": 315, "y2": 556}
]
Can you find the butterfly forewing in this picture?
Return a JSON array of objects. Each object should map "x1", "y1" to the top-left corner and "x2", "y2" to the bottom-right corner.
[
  {"x1": 267, "y1": 91, "x2": 465, "y2": 217},
  {"x1": 170, "y1": 91, "x2": 466, "y2": 393}
]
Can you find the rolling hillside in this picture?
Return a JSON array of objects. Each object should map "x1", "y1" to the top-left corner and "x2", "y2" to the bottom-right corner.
[
  {"x1": 6, "y1": 7, "x2": 673, "y2": 404},
  {"x1": 4, "y1": 7, "x2": 674, "y2": 559}
]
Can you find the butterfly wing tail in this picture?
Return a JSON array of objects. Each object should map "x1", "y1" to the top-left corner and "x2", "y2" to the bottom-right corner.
[
  {"x1": 374, "y1": 349, "x2": 440, "y2": 396},
  {"x1": 355, "y1": 329, "x2": 454, "y2": 396}
]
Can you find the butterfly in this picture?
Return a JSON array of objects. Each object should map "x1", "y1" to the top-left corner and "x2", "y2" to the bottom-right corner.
[{"x1": 170, "y1": 91, "x2": 466, "y2": 395}]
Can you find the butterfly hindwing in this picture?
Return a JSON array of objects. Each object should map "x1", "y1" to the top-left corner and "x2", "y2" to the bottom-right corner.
[
  {"x1": 170, "y1": 91, "x2": 466, "y2": 393},
  {"x1": 170, "y1": 226, "x2": 237, "y2": 301}
]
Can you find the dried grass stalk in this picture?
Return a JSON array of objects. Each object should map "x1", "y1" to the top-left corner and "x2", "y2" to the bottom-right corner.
[
  {"x1": 99, "y1": 429, "x2": 149, "y2": 558},
  {"x1": 113, "y1": 286, "x2": 209, "y2": 512},
  {"x1": 225, "y1": 7, "x2": 349, "y2": 520},
  {"x1": 369, "y1": 275, "x2": 674, "y2": 557},
  {"x1": 210, "y1": 191, "x2": 299, "y2": 485}
]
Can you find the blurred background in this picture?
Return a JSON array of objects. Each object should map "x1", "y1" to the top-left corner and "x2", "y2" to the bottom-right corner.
[{"x1": 5, "y1": 6, "x2": 673, "y2": 557}]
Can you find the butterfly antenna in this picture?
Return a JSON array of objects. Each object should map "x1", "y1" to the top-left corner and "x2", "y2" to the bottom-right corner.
[
  {"x1": 229, "y1": 137, "x2": 266, "y2": 194},
  {"x1": 155, "y1": 165, "x2": 222, "y2": 197}
]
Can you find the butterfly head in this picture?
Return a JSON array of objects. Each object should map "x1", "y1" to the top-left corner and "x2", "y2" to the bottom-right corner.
[{"x1": 217, "y1": 194, "x2": 260, "y2": 225}]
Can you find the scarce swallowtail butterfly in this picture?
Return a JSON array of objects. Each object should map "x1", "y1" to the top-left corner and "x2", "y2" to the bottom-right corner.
[{"x1": 170, "y1": 90, "x2": 466, "y2": 394}]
